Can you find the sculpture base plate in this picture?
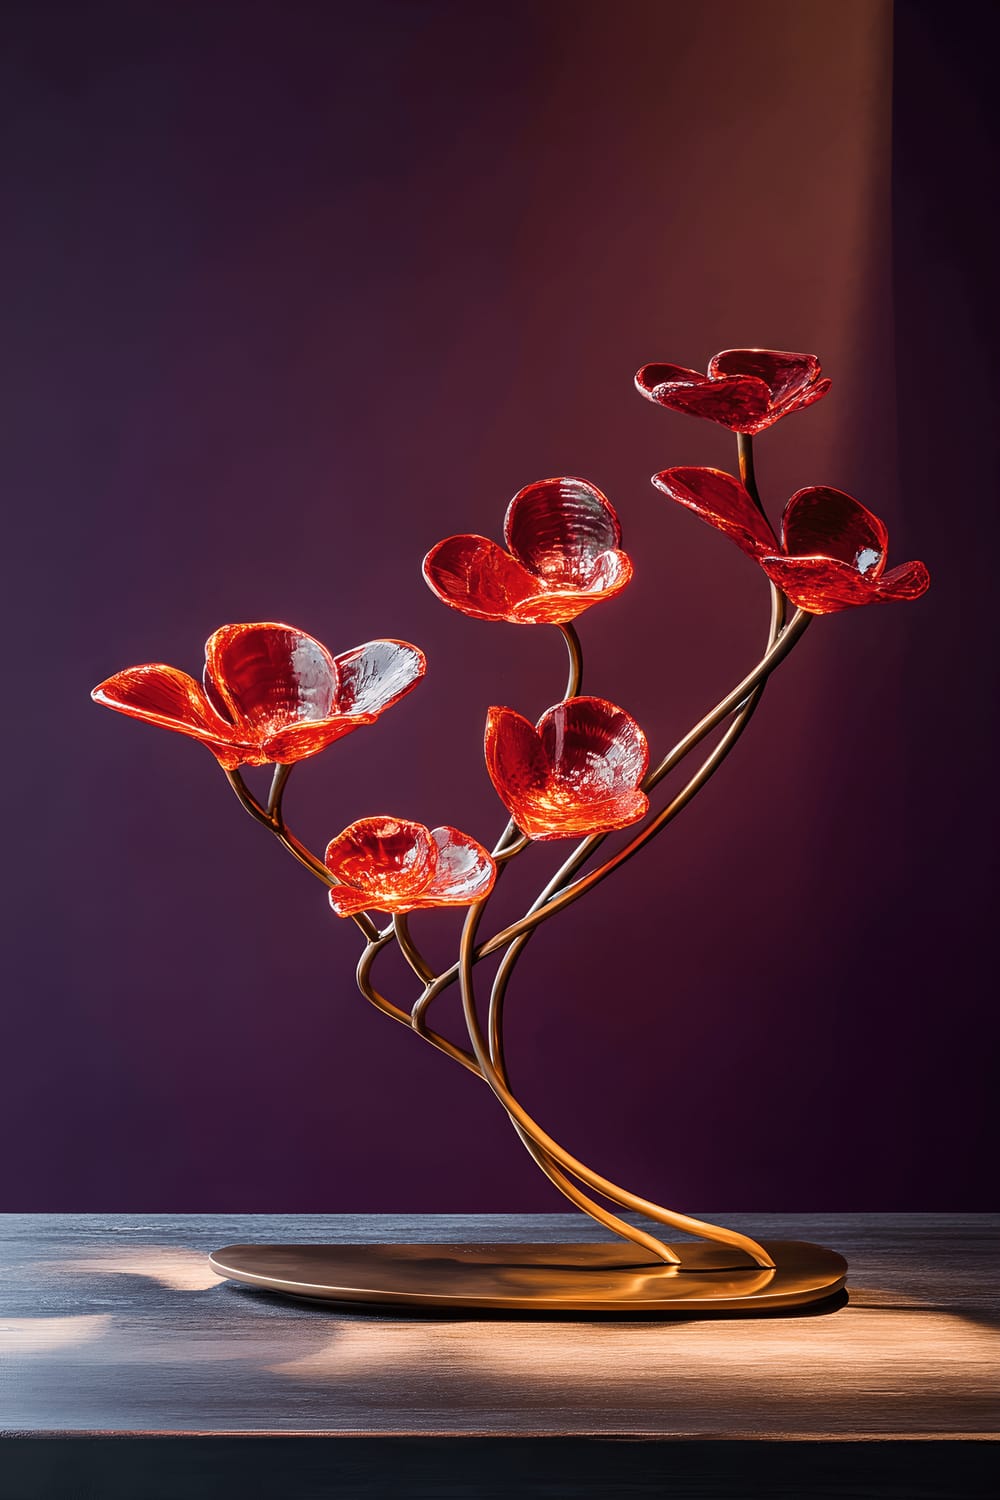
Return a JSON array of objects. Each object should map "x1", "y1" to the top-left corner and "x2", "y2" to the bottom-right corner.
[{"x1": 208, "y1": 1239, "x2": 847, "y2": 1314}]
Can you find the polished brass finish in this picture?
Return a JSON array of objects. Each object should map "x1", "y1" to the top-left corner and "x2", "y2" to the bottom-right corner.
[{"x1": 208, "y1": 1239, "x2": 847, "y2": 1313}]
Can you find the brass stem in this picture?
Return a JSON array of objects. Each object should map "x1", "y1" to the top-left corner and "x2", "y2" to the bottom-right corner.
[
  {"x1": 357, "y1": 935, "x2": 481, "y2": 1075},
  {"x1": 393, "y1": 915, "x2": 437, "y2": 984},
  {"x1": 558, "y1": 622, "x2": 583, "y2": 698},
  {"x1": 410, "y1": 608, "x2": 810, "y2": 1033},
  {"x1": 738, "y1": 431, "x2": 786, "y2": 642},
  {"x1": 458, "y1": 899, "x2": 773, "y2": 1268},
  {"x1": 224, "y1": 767, "x2": 379, "y2": 942}
]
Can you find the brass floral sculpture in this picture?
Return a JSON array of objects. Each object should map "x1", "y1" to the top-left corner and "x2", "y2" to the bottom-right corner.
[{"x1": 93, "y1": 350, "x2": 929, "y2": 1312}]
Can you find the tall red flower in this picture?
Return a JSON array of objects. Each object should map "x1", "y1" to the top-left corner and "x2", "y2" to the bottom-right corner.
[
  {"x1": 485, "y1": 697, "x2": 649, "y2": 840},
  {"x1": 635, "y1": 349, "x2": 831, "y2": 435},
  {"x1": 92, "y1": 623, "x2": 426, "y2": 768},
  {"x1": 324, "y1": 817, "x2": 496, "y2": 916},
  {"x1": 423, "y1": 477, "x2": 632, "y2": 624},
  {"x1": 652, "y1": 467, "x2": 930, "y2": 614}
]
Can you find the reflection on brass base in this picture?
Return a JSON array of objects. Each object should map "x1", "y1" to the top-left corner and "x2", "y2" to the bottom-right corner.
[{"x1": 209, "y1": 1239, "x2": 847, "y2": 1313}]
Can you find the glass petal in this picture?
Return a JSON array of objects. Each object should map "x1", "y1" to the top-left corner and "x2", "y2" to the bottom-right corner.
[
  {"x1": 511, "y1": 788, "x2": 649, "y2": 841},
  {"x1": 786, "y1": 375, "x2": 832, "y2": 414},
  {"x1": 331, "y1": 639, "x2": 426, "y2": 716},
  {"x1": 204, "y1": 623, "x2": 338, "y2": 736},
  {"x1": 324, "y1": 816, "x2": 436, "y2": 915},
  {"x1": 874, "y1": 559, "x2": 931, "y2": 601},
  {"x1": 709, "y1": 349, "x2": 824, "y2": 409},
  {"x1": 91, "y1": 665, "x2": 243, "y2": 767},
  {"x1": 484, "y1": 706, "x2": 550, "y2": 802},
  {"x1": 782, "y1": 488, "x2": 889, "y2": 575},
  {"x1": 540, "y1": 696, "x2": 649, "y2": 794},
  {"x1": 423, "y1": 535, "x2": 537, "y2": 621},
  {"x1": 758, "y1": 555, "x2": 886, "y2": 613},
  {"x1": 420, "y1": 827, "x2": 497, "y2": 906},
  {"x1": 486, "y1": 698, "x2": 649, "y2": 839},
  {"x1": 652, "y1": 467, "x2": 777, "y2": 556},
  {"x1": 263, "y1": 713, "x2": 377, "y2": 764},
  {"x1": 634, "y1": 362, "x2": 705, "y2": 397},
  {"x1": 504, "y1": 477, "x2": 622, "y2": 583},
  {"x1": 647, "y1": 373, "x2": 772, "y2": 431},
  {"x1": 507, "y1": 551, "x2": 633, "y2": 625}
]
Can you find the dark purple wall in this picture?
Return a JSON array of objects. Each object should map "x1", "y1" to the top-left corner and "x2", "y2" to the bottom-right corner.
[{"x1": 2, "y1": 0, "x2": 993, "y2": 1211}]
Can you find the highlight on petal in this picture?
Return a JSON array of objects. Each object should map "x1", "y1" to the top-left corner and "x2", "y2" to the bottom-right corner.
[
  {"x1": 204, "y1": 623, "x2": 338, "y2": 736},
  {"x1": 324, "y1": 817, "x2": 495, "y2": 915},
  {"x1": 423, "y1": 826, "x2": 496, "y2": 906},
  {"x1": 652, "y1": 467, "x2": 777, "y2": 557},
  {"x1": 331, "y1": 639, "x2": 426, "y2": 716},
  {"x1": 485, "y1": 697, "x2": 649, "y2": 840},
  {"x1": 540, "y1": 697, "x2": 649, "y2": 797},
  {"x1": 781, "y1": 487, "x2": 888, "y2": 576},
  {"x1": 504, "y1": 477, "x2": 623, "y2": 584},
  {"x1": 423, "y1": 534, "x2": 538, "y2": 621},
  {"x1": 91, "y1": 665, "x2": 243, "y2": 768}
]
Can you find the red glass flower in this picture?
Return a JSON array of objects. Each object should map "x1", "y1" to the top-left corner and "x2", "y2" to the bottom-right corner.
[
  {"x1": 324, "y1": 817, "x2": 496, "y2": 915},
  {"x1": 635, "y1": 349, "x2": 831, "y2": 435},
  {"x1": 423, "y1": 477, "x2": 632, "y2": 624},
  {"x1": 92, "y1": 623, "x2": 426, "y2": 768},
  {"x1": 484, "y1": 697, "x2": 649, "y2": 840},
  {"x1": 652, "y1": 467, "x2": 930, "y2": 614}
]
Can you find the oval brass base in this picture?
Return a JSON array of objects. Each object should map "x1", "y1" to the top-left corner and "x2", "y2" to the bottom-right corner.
[{"x1": 208, "y1": 1239, "x2": 847, "y2": 1313}]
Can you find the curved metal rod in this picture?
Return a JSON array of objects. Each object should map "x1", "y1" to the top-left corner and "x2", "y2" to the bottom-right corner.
[
  {"x1": 356, "y1": 936, "x2": 481, "y2": 1075},
  {"x1": 392, "y1": 915, "x2": 437, "y2": 984},
  {"x1": 644, "y1": 607, "x2": 804, "y2": 793},
  {"x1": 558, "y1": 622, "x2": 584, "y2": 698},
  {"x1": 224, "y1": 768, "x2": 379, "y2": 942},
  {"x1": 482, "y1": 940, "x2": 683, "y2": 1260},
  {"x1": 414, "y1": 608, "x2": 811, "y2": 1017},
  {"x1": 457, "y1": 899, "x2": 774, "y2": 1267},
  {"x1": 738, "y1": 432, "x2": 786, "y2": 643}
]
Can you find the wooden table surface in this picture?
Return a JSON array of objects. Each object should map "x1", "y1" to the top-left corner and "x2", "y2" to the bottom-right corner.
[{"x1": 1, "y1": 1213, "x2": 997, "y2": 1497}]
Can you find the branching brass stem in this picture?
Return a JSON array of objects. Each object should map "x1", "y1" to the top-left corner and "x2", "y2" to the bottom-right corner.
[
  {"x1": 224, "y1": 768, "x2": 379, "y2": 942},
  {"x1": 458, "y1": 899, "x2": 774, "y2": 1267}
]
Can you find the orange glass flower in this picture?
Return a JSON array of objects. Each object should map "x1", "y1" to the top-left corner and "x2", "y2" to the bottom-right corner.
[
  {"x1": 92, "y1": 623, "x2": 426, "y2": 769},
  {"x1": 485, "y1": 697, "x2": 649, "y2": 840},
  {"x1": 324, "y1": 817, "x2": 496, "y2": 916},
  {"x1": 635, "y1": 349, "x2": 831, "y2": 435},
  {"x1": 652, "y1": 467, "x2": 930, "y2": 614},
  {"x1": 423, "y1": 477, "x2": 632, "y2": 624}
]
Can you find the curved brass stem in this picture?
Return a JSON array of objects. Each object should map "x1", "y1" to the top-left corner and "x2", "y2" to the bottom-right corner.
[
  {"x1": 458, "y1": 900, "x2": 773, "y2": 1267},
  {"x1": 356, "y1": 936, "x2": 480, "y2": 1075},
  {"x1": 738, "y1": 432, "x2": 786, "y2": 642},
  {"x1": 393, "y1": 915, "x2": 437, "y2": 984},
  {"x1": 224, "y1": 768, "x2": 379, "y2": 943},
  {"x1": 558, "y1": 622, "x2": 584, "y2": 698}
]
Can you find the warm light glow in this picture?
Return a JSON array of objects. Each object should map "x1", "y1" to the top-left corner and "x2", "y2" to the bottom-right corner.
[
  {"x1": 92, "y1": 624, "x2": 426, "y2": 767},
  {"x1": 325, "y1": 817, "x2": 496, "y2": 915},
  {"x1": 423, "y1": 477, "x2": 632, "y2": 624},
  {"x1": 485, "y1": 697, "x2": 649, "y2": 839}
]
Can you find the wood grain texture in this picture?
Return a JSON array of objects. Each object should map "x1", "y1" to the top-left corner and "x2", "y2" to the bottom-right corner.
[{"x1": 1, "y1": 1213, "x2": 996, "y2": 1442}]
